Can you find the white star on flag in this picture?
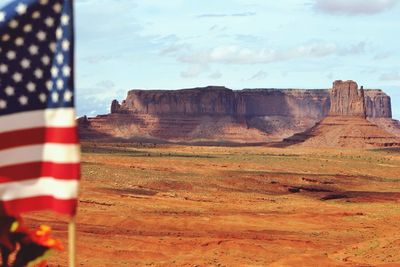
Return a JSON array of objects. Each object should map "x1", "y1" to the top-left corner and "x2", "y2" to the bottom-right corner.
[
  {"x1": 32, "y1": 10, "x2": 40, "y2": 19},
  {"x1": 0, "y1": 11, "x2": 5, "y2": 22},
  {"x1": 62, "y1": 39, "x2": 70, "y2": 51},
  {"x1": 15, "y1": 3, "x2": 27, "y2": 15},
  {"x1": 6, "y1": 51, "x2": 16, "y2": 60},
  {"x1": 0, "y1": 100, "x2": 6, "y2": 109},
  {"x1": 64, "y1": 90, "x2": 73, "y2": 102},
  {"x1": 37, "y1": 30, "x2": 47, "y2": 41},
  {"x1": 15, "y1": 37, "x2": 24, "y2": 46},
  {"x1": 34, "y1": 68, "x2": 43, "y2": 79},
  {"x1": 23, "y1": 24, "x2": 33, "y2": 32},
  {"x1": 39, "y1": 93, "x2": 47, "y2": 102},
  {"x1": 51, "y1": 66, "x2": 59, "y2": 77},
  {"x1": 61, "y1": 14, "x2": 69, "y2": 25},
  {"x1": 56, "y1": 78, "x2": 64, "y2": 89},
  {"x1": 53, "y1": 3, "x2": 62, "y2": 13},
  {"x1": 0, "y1": 64, "x2": 8, "y2": 74},
  {"x1": 2, "y1": 34, "x2": 10, "y2": 41},
  {"x1": 9, "y1": 19, "x2": 18, "y2": 28},
  {"x1": 44, "y1": 16, "x2": 54, "y2": 27},
  {"x1": 18, "y1": 95, "x2": 28, "y2": 105},
  {"x1": 56, "y1": 53, "x2": 64, "y2": 64},
  {"x1": 12, "y1": 72, "x2": 23, "y2": 83},
  {"x1": 5, "y1": 86, "x2": 14, "y2": 96},
  {"x1": 46, "y1": 80, "x2": 53, "y2": 90},
  {"x1": 51, "y1": 91, "x2": 59, "y2": 102},
  {"x1": 27, "y1": 82, "x2": 36, "y2": 92},
  {"x1": 29, "y1": 44, "x2": 39, "y2": 55},
  {"x1": 20, "y1": 58, "x2": 31, "y2": 69},
  {"x1": 42, "y1": 55, "x2": 51, "y2": 65},
  {"x1": 62, "y1": 65, "x2": 71, "y2": 77}
]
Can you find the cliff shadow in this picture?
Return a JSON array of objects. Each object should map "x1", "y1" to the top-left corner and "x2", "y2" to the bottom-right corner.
[
  {"x1": 79, "y1": 113, "x2": 170, "y2": 143},
  {"x1": 268, "y1": 121, "x2": 322, "y2": 148}
]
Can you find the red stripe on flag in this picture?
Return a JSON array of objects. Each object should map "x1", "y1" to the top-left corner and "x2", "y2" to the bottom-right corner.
[
  {"x1": 0, "y1": 162, "x2": 80, "y2": 183},
  {"x1": 0, "y1": 127, "x2": 78, "y2": 150},
  {"x1": 0, "y1": 196, "x2": 77, "y2": 216}
]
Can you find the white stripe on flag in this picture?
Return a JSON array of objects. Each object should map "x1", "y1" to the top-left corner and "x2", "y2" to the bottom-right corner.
[
  {"x1": 0, "y1": 108, "x2": 76, "y2": 133},
  {"x1": 0, "y1": 178, "x2": 79, "y2": 201},
  {"x1": 0, "y1": 144, "x2": 80, "y2": 168}
]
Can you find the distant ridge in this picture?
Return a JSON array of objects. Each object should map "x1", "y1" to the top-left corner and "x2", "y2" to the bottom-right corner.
[
  {"x1": 78, "y1": 81, "x2": 400, "y2": 147},
  {"x1": 282, "y1": 80, "x2": 400, "y2": 148}
]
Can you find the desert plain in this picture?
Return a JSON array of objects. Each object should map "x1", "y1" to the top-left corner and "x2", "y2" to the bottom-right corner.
[{"x1": 24, "y1": 141, "x2": 400, "y2": 266}]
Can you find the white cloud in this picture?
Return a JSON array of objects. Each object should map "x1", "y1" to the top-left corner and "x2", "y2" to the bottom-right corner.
[
  {"x1": 313, "y1": 0, "x2": 398, "y2": 15},
  {"x1": 380, "y1": 72, "x2": 400, "y2": 81},
  {"x1": 76, "y1": 79, "x2": 127, "y2": 116},
  {"x1": 338, "y1": 41, "x2": 366, "y2": 55},
  {"x1": 82, "y1": 54, "x2": 116, "y2": 64},
  {"x1": 373, "y1": 52, "x2": 391, "y2": 60},
  {"x1": 96, "y1": 80, "x2": 115, "y2": 88},
  {"x1": 180, "y1": 64, "x2": 208, "y2": 78},
  {"x1": 197, "y1": 12, "x2": 256, "y2": 18},
  {"x1": 209, "y1": 71, "x2": 222, "y2": 79},
  {"x1": 249, "y1": 70, "x2": 268, "y2": 80},
  {"x1": 179, "y1": 43, "x2": 338, "y2": 65},
  {"x1": 160, "y1": 43, "x2": 190, "y2": 56}
]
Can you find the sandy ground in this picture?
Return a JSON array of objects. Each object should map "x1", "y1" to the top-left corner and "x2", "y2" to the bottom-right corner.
[{"x1": 25, "y1": 142, "x2": 400, "y2": 266}]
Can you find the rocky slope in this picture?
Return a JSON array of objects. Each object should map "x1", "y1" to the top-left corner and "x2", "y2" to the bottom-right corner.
[
  {"x1": 283, "y1": 116, "x2": 400, "y2": 148},
  {"x1": 79, "y1": 81, "x2": 398, "y2": 145},
  {"x1": 283, "y1": 80, "x2": 400, "y2": 148}
]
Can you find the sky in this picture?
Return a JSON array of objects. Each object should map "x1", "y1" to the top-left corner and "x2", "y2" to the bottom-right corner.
[{"x1": 1, "y1": 0, "x2": 399, "y2": 118}]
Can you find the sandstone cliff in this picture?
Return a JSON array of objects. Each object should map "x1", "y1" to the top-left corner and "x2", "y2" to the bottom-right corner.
[
  {"x1": 80, "y1": 82, "x2": 396, "y2": 144},
  {"x1": 329, "y1": 80, "x2": 366, "y2": 117},
  {"x1": 282, "y1": 80, "x2": 400, "y2": 148},
  {"x1": 364, "y1": 90, "x2": 392, "y2": 118},
  {"x1": 111, "y1": 86, "x2": 391, "y2": 119},
  {"x1": 116, "y1": 86, "x2": 238, "y2": 115},
  {"x1": 114, "y1": 87, "x2": 330, "y2": 119}
]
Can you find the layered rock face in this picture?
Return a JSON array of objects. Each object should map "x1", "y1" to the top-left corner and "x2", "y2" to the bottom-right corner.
[
  {"x1": 365, "y1": 90, "x2": 392, "y2": 118},
  {"x1": 283, "y1": 80, "x2": 400, "y2": 148},
  {"x1": 115, "y1": 87, "x2": 331, "y2": 119},
  {"x1": 236, "y1": 89, "x2": 331, "y2": 118},
  {"x1": 329, "y1": 80, "x2": 366, "y2": 117},
  {"x1": 116, "y1": 87, "x2": 239, "y2": 116},
  {"x1": 112, "y1": 86, "x2": 391, "y2": 119},
  {"x1": 79, "y1": 83, "x2": 396, "y2": 144}
]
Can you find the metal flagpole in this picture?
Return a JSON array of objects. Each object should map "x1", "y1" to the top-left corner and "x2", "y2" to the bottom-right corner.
[
  {"x1": 69, "y1": 0, "x2": 77, "y2": 266},
  {"x1": 68, "y1": 216, "x2": 76, "y2": 267}
]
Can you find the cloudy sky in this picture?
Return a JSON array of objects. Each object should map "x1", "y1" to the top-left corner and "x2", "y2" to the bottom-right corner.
[{"x1": 1, "y1": 0, "x2": 399, "y2": 118}]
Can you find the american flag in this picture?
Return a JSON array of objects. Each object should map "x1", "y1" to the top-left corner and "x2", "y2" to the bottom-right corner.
[{"x1": 0, "y1": 0, "x2": 79, "y2": 216}]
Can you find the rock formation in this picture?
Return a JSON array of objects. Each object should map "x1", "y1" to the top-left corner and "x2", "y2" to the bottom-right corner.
[
  {"x1": 329, "y1": 80, "x2": 366, "y2": 117},
  {"x1": 78, "y1": 82, "x2": 399, "y2": 146},
  {"x1": 283, "y1": 116, "x2": 400, "y2": 148},
  {"x1": 364, "y1": 90, "x2": 392, "y2": 118},
  {"x1": 283, "y1": 80, "x2": 400, "y2": 148},
  {"x1": 110, "y1": 99, "x2": 121, "y2": 113},
  {"x1": 111, "y1": 86, "x2": 390, "y2": 119},
  {"x1": 119, "y1": 86, "x2": 238, "y2": 115}
]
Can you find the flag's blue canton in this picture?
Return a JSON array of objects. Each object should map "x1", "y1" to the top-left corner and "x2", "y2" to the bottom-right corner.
[{"x1": 0, "y1": 0, "x2": 73, "y2": 116}]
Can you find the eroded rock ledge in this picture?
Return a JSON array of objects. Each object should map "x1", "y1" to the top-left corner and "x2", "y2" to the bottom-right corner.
[
  {"x1": 79, "y1": 81, "x2": 396, "y2": 143},
  {"x1": 111, "y1": 83, "x2": 391, "y2": 119}
]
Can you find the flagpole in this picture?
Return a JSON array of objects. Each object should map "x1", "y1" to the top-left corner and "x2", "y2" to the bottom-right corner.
[
  {"x1": 68, "y1": 216, "x2": 76, "y2": 267},
  {"x1": 69, "y1": 0, "x2": 76, "y2": 265}
]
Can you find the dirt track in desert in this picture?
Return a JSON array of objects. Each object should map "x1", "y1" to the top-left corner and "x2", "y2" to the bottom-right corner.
[{"x1": 27, "y1": 142, "x2": 400, "y2": 266}]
